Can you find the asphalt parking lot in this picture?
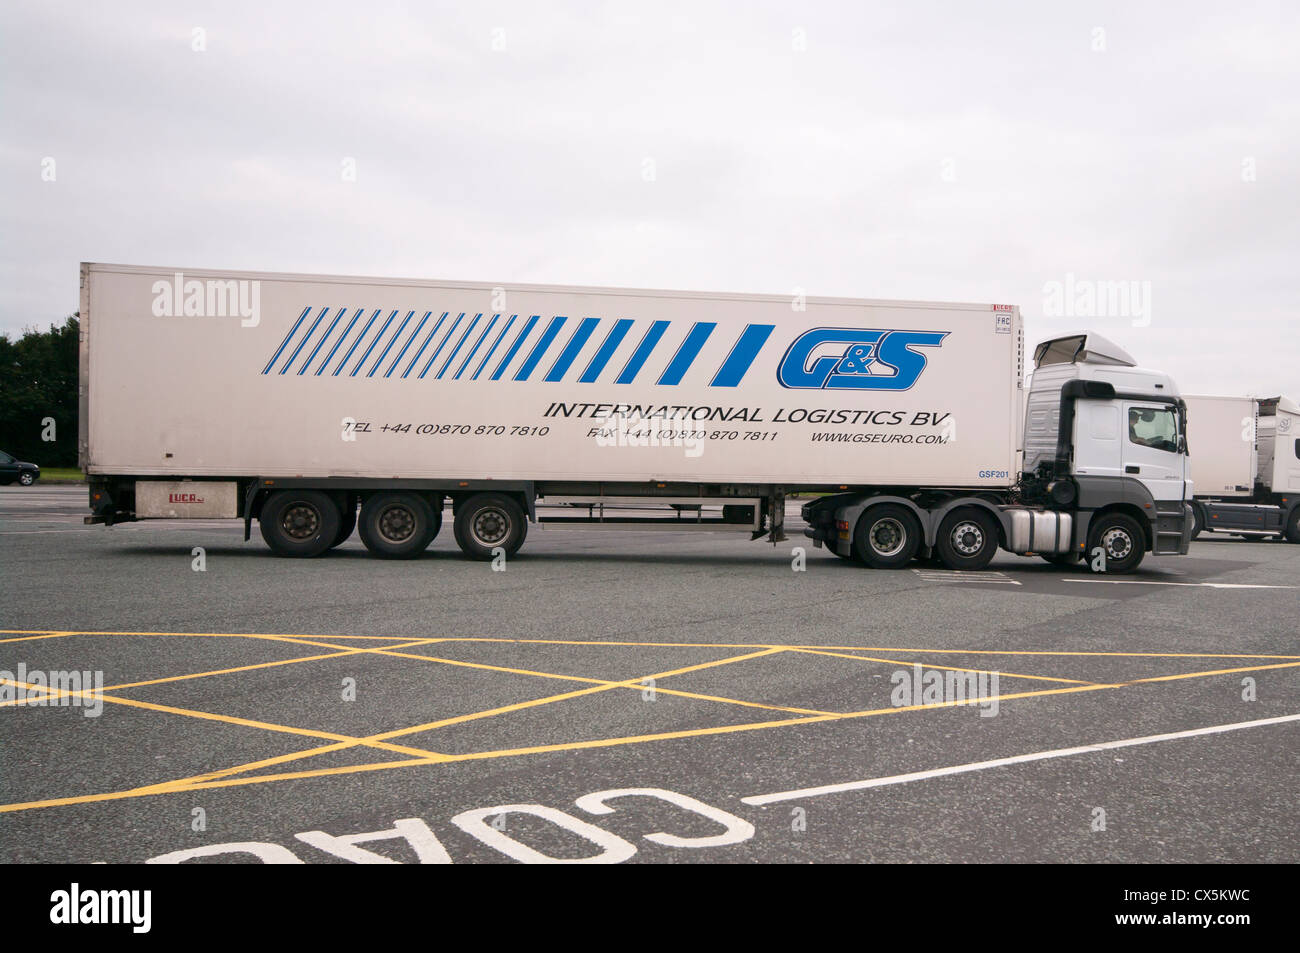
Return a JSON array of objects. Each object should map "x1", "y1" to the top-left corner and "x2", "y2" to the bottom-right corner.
[{"x1": 1, "y1": 485, "x2": 1297, "y2": 863}]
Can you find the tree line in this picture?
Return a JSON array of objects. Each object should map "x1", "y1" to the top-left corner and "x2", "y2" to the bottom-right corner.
[{"x1": 0, "y1": 315, "x2": 80, "y2": 468}]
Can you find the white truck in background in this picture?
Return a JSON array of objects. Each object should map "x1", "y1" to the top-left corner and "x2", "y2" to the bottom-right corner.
[
  {"x1": 1184, "y1": 394, "x2": 1300, "y2": 542},
  {"x1": 79, "y1": 263, "x2": 1193, "y2": 572}
]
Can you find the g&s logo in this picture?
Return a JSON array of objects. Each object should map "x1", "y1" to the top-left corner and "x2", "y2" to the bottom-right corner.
[{"x1": 777, "y1": 328, "x2": 948, "y2": 391}]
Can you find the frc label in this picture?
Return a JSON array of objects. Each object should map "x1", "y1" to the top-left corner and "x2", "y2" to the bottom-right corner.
[{"x1": 777, "y1": 329, "x2": 948, "y2": 391}]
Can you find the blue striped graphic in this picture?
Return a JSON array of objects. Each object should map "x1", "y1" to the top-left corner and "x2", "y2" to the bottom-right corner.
[
  {"x1": 437, "y1": 313, "x2": 481, "y2": 379},
  {"x1": 710, "y1": 323, "x2": 775, "y2": 387},
  {"x1": 418, "y1": 312, "x2": 464, "y2": 379},
  {"x1": 490, "y1": 315, "x2": 539, "y2": 380},
  {"x1": 279, "y1": 307, "x2": 329, "y2": 375},
  {"x1": 333, "y1": 309, "x2": 380, "y2": 376},
  {"x1": 456, "y1": 314, "x2": 499, "y2": 380},
  {"x1": 514, "y1": 316, "x2": 567, "y2": 381},
  {"x1": 386, "y1": 311, "x2": 430, "y2": 377},
  {"x1": 351, "y1": 310, "x2": 397, "y2": 377},
  {"x1": 266, "y1": 308, "x2": 776, "y2": 387},
  {"x1": 616, "y1": 320, "x2": 670, "y2": 384},
  {"x1": 544, "y1": 317, "x2": 599, "y2": 382},
  {"x1": 316, "y1": 308, "x2": 363, "y2": 375},
  {"x1": 368, "y1": 310, "x2": 413, "y2": 377},
  {"x1": 474, "y1": 315, "x2": 516, "y2": 380},
  {"x1": 402, "y1": 312, "x2": 448, "y2": 378},
  {"x1": 262, "y1": 306, "x2": 312, "y2": 374},
  {"x1": 299, "y1": 307, "x2": 346, "y2": 375},
  {"x1": 658, "y1": 322, "x2": 716, "y2": 385},
  {"x1": 579, "y1": 318, "x2": 633, "y2": 383}
]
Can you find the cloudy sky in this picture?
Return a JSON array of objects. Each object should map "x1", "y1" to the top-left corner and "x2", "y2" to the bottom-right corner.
[{"x1": 2, "y1": 1, "x2": 1297, "y2": 396}]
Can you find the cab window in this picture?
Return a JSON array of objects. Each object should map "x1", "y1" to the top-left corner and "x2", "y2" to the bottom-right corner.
[{"x1": 1128, "y1": 408, "x2": 1178, "y2": 453}]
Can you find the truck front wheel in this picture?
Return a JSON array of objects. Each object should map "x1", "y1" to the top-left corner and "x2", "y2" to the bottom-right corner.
[
  {"x1": 454, "y1": 493, "x2": 527, "y2": 560},
  {"x1": 853, "y1": 504, "x2": 921, "y2": 569},
  {"x1": 1190, "y1": 503, "x2": 1205, "y2": 540},
  {"x1": 358, "y1": 492, "x2": 439, "y2": 559},
  {"x1": 936, "y1": 508, "x2": 998, "y2": 571},
  {"x1": 259, "y1": 490, "x2": 341, "y2": 558},
  {"x1": 1087, "y1": 513, "x2": 1146, "y2": 574}
]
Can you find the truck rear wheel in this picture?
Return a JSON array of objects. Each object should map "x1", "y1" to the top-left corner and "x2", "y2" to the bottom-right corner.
[
  {"x1": 935, "y1": 508, "x2": 998, "y2": 571},
  {"x1": 358, "y1": 492, "x2": 439, "y2": 559},
  {"x1": 454, "y1": 493, "x2": 527, "y2": 560},
  {"x1": 1087, "y1": 513, "x2": 1146, "y2": 574},
  {"x1": 259, "y1": 490, "x2": 341, "y2": 558},
  {"x1": 853, "y1": 504, "x2": 921, "y2": 569}
]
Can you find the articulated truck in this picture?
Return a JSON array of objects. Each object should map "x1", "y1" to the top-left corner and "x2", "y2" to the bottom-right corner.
[
  {"x1": 79, "y1": 262, "x2": 1193, "y2": 572},
  {"x1": 1184, "y1": 394, "x2": 1300, "y2": 542}
]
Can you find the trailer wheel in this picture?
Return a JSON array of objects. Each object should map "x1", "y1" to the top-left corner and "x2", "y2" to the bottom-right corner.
[
  {"x1": 357, "y1": 492, "x2": 439, "y2": 559},
  {"x1": 454, "y1": 493, "x2": 527, "y2": 560},
  {"x1": 935, "y1": 508, "x2": 998, "y2": 571},
  {"x1": 1087, "y1": 513, "x2": 1146, "y2": 574},
  {"x1": 853, "y1": 504, "x2": 921, "y2": 569},
  {"x1": 1286, "y1": 508, "x2": 1300, "y2": 544},
  {"x1": 258, "y1": 490, "x2": 341, "y2": 558},
  {"x1": 1190, "y1": 503, "x2": 1204, "y2": 540},
  {"x1": 330, "y1": 495, "x2": 358, "y2": 549}
]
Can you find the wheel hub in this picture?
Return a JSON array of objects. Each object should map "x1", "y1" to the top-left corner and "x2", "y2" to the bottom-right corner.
[
  {"x1": 952, "y1": 521, "x2": 984, "y2": 555},
  {"x1": 379, "y1": 505, "x2": 417, "y2": 542},
  {"x1": 281, "y1": 504, "x2": 319, "y2": 540},
  {"x1": 473, "y1": 509, "x2": 509, "y2": 545},
  {"x1": 1102, "y1": 527, "x2": 1133, "y2": 560},
  {"x1": 870, "y1": 518, "x2": 905, "y2": 556}
]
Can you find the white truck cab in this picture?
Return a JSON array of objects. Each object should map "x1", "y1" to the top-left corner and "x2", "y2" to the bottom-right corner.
[{"x1": 1020, "y1": 333, "x2": 1192, "y2": 570}]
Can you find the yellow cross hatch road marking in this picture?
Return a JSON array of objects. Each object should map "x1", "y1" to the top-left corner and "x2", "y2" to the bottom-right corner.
[{"x1": 1, "y1": 628, "x2": 1297, "y2": 816}]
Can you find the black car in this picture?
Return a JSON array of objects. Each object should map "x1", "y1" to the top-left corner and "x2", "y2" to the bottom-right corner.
[{"x1": 0, "y1": 450, "x2": 40, "y2": 486}]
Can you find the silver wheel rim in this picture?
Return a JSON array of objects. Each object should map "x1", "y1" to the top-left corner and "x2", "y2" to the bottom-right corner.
[
  {"x1": 472, "y1": 507, "x2": 510, "y2": 546},
  {"x1": 20, "y1": 473, "x2": 33, "y2": 485},
  {"x1": 1102, "y1": 527, "x2": 1133, "y2": 560},
  {"x1": 950, "y1": 521, "x2": 984, "y2": 556},
  {"x1": 870, "y1": 518, "x2": 906, "y2": 557},
  {"x1": 378, "y1": 504, "x2": 418, "y2": 543},
  {"x1": 281, "y1": 503, "x2": 320, "y2": 540}
]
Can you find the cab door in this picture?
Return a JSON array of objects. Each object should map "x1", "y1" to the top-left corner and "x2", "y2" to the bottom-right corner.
[{"x1": 1122, "y1": 402, "x2": 1185, "y2": 503}]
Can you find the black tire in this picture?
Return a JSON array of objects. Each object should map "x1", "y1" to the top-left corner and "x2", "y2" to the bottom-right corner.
[
  {"x1": 1087, "y1": 513, "x2": 1146, "y2": 574},
  {"x1": 1285, "y1": 508, "x2": 1300, "y2": 544},
  {"x1": 330, "y1": 495, "x2": 358, "y2": 549},
  {"x1": 1190, "y1": 504, "x2": 1204, "y2": 540},
  {"x1": 453, "y1": 493, "x2": 527, "y2": 560},
  {"x1": 853, "y1": 504, "x2": 922, "y2": 569},
  {"x1": 258, "y1": 490, "x2": 341, "y2": 558},
  {"x1": 18, "y1": 471, "x2": 35, "y2": 486},
  {"x1": 358, "y1": 492, "x2": 439, "y2": 559},
  {"x1": 935, "y1": 508, "x2": 998, "y2": 571}
]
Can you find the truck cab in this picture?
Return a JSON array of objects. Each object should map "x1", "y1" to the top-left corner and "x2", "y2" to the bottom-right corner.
[{"x1": 1023, "y1": 333, "x2": 1192, "y2": 568}]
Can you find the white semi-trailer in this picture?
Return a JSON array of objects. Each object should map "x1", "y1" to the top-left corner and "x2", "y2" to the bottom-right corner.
[
  {"x1": 79, "y1": 263, "x2": 1193, "y2": 572},
  {"x1": 1184, "y1": 394, "x2": 1300, "y2": 542}
]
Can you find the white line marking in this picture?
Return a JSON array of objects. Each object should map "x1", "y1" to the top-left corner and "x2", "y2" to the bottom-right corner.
[
  {"x1": 740, "y1": 713, "x2": 1300, "y2": 806},
  {"x1": 912, "y1": 569, "x2": 1021, "y2": 585},
  {"x1": 1062, "y1": 579, "x2": 1296, "y2": 590}
]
